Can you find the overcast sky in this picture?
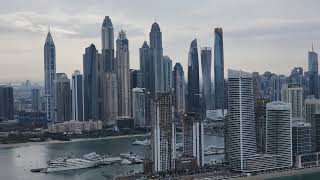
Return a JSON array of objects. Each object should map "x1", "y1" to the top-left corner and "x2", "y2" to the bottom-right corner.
[{"x1": 0, "y1": 0, "x2": 319, "y2": 82}]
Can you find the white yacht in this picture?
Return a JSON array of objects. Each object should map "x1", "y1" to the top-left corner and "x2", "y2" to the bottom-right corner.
[
  {"x1": 43, "y1": 158, "x2": 96, "y2": 173},
  {"x1": 132, "y1": 139, "x2": 150, "y2": 146}
]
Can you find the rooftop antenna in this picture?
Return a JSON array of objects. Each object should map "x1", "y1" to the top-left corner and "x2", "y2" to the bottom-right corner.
[
  {"x1": 48, "y1": 25, "x2": 50, "y2": 33},
  {"x1": 312, "y1": 43, "x2": 314, "y2": 52}
]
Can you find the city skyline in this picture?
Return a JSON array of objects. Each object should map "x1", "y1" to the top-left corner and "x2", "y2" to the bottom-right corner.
[{"x1": 1, "y1": 0, "x2": 320, "y2": 82}]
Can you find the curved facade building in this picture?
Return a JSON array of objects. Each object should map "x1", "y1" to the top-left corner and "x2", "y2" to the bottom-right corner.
[
  {"x1": 214, "y1": 28, "x2": 225, "y2": 109},
  {"x1": 226, "y1": 69, "x2": 256, "y2": 172},
  {"x1": 187, "y1": 39, "x2": 200, "y2": 113}
]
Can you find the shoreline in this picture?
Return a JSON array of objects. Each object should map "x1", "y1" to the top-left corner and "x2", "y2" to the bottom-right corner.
[
  {"x1": 227, "y1": 167, "x2": 320, "y2": 180},
  {"x1": 0, "y1": 134, "x2": 148, "y2": 148}
]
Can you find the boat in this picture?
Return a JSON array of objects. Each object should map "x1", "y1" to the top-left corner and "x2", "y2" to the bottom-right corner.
[
  {"x1": 42, "y1": 157, "x2": 96, "y2": 173},
  {"x1": 102, "y1": 156, "x2": 122, "y2": 165},
  {"x1": 121, "y1": 159, "x2": 132, "y2": 165},
  {"x1": 132, "y1": 139, "x2": 150, "y2": 146}
]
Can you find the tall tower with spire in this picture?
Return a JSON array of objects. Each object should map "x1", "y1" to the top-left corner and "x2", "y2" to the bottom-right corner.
[
  {"x1": 116, "y1": 30, "x2": 131, "y2": 117},
  {"x1": 101, "y1": 16, "x2": 115, "y2": 72},
  {"x1": 308, "y1": 44, "x2": 319, "y2": 98},
  {"x1": 44, "y1": 30, "x2": 56, "y2": 121},
  {"x1": 149, "y1": 22, "x2": 164, "y2": 97}
]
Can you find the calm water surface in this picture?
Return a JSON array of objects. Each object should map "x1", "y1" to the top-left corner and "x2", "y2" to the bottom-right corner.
[{"x1": 0, "y1": 134, "x2": 224, "y2": 180}]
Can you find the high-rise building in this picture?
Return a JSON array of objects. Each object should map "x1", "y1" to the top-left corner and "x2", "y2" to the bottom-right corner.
[
  {"x1": 282, "y1": 84, "x2": 303, "y2": 119},
  {"x1": 292, "y1": 122, "x2": 311, "y2": 156},
  {"x1": 289, "y1": 67, "x2": 304, "y2": 86},
  {"x1": 116, "y1": 30, "x2": 131, "y2": 117},
  {"x1": 214, "y1": 28, "x2": 225, "y2": 109},
  {"x1": 305, "y1": 98, "x2": 320, "y2": 123},
  {"x1": 311, "y1": 113, "x2": 320, "y2": 152},
  {"x1": 183, "y1": 112, "x2": 204, "y2": 167},
  {"x1": 173, "y1": 63, "x2": 185, "y2": 123},
  {"x1": 266, "y1": 101, "x2": 293, "y2": 168},
  {"x1": 130, "y1": 69, "x2": 144, "y2": 89},
  {"x1": 149, "y1": 22, "x2": 164, "y2": 97},
  {"x1": 140, "y1": 41, "x2": 151, "y2": 90},
  {"x1": 187, "y1": 39, "x2": 201, "y2": 113},
  {"x1": 201, "y1": 47, "x2": 213, "y2": 110},
  {"x1": 308, "y1": 47, "x2": 318, "y2": 98},
  {"x1": 152, "y1": 92, "x2": 175, "y2": 172},
  {"x1": 270, "y1": 74, "x2": 286, "y2": 101},
  {"x1": 254, "y1": 98, "x2": 269, "y2": 153},
  {"x1": 163, "y1": 56, "x2": 172, "y2": 92},
  {"x1": 0, "y1": 86, "x2": 14, "y2": 120},
  {"x1": 55, "y1": 73, "x2": 71, "y2": 122},
  {"x1": 31, "y1": 88, "x2": 41, "y2": 112},
  {"x1": 83, "y1": 44, "x2": 104, "y2": 121},
  {"x1": 101, "y1": 16, "x2": 115, "y2": 72},
  {"x1": 44, "y1": 30, "x2": 56, "y2": 121},
  {"x1": 226, "y1": 69, "x2": 256, "y2": 172},
  {"x1": 103, "y1": 73, "x2": 118, "y2": 125},
  {"x1": 132, "y1": 88, "x2": 147, "y2": 127},
  {"x1": 72, "y1": 70, "x2": 84, "y2": 121}
]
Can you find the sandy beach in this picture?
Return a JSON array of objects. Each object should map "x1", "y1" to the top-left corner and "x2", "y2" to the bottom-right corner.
[{"x1": 0, "y1": 134, "x2": 148, "y2": 148}]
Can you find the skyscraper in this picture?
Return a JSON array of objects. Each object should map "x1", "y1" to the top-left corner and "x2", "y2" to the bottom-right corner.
[
  {"x1": 173, "y1": 63, "x2": 185, "y2": 123},
  {"x1": 308, "y1": 46, "x2": 318, "y2": 98},
  {"x1": 130, "y1": 69, "x2": 144, "y2": 89},
  {"x1": 72, "y1": 70, "x2": 84, "y2": 121},
  {"x1": 0, "y1": 86, "x2": 14, "y2": 120},
  {"x1": 31, "y1": 88, "x2": 41, "y2": 112},
  {"x1": 254, "y1": 98, "x2": 269, "y2": 153},
  {"x1": 266, "y1": 101, "x2": 293, "y2": 168},
  {"x1": 214, "y1": 28, "x2": 225, "y2": 110},
  {"x1": 292, "y1": 122, "x2": 311, "y2": 156},
  {"x1": 44, "y1": 30, "x2": 56, "y2": 121},
  {"x1": 183, "y1": 112, "x2": 204, "y2": 167},
  {"x1": 282, "y1": 84, "x2": 303, "y2": 119},
  {"x1": 305, "y1": 98, "x2": 320, "y2": 123},
  {"x1": 270, "y1": 74, "x2": 286, "y2": 101},
  {"x1": 201, "y1": 47, "x2": 213, "y2": 110},
  {"x1": 226, "y1": 69, "x2": 256, "y2": 172},
  {"x1": 55, "y1": 73, "x2": 71, "y2": 122},
  {"x1": 187, "y1": 39, "x2": 201, "y2": 113},
  {"x1": 163, "y1": 56, "x2": 173, "y2": 92},
  {"x1": 139, "y1": 41, "x2": 151, "y2": 91},
  {"x1": 103, "y1": 73, "x2": 118, "y2": 125},
  {"x1": 132, "y1": 88, "x2": 146, "y2": 127},
  {"x1": 101, "y1": 16, "x2": 115, "y2": 72},
  {"x1": 116, "y1": 30, "x2": 131, "y2": 117},
  {"x1": 83, "y1": 44, "x2": 104, "y2": 121},
  {"x1": 149, "y1": 22, "x2": 163, "y2": 97},
  {"x1": 152, "y1": 92, "x2": 175, "y2": 172}
]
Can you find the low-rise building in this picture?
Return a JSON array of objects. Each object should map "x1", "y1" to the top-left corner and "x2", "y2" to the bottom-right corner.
[{"x1": 48, "y1": 120, "x2": 102, "y2": 134}]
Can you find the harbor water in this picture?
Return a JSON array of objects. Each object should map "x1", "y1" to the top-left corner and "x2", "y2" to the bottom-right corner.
[{"x1": 0, "y1": 134, "x2": 224, "y2": 180}]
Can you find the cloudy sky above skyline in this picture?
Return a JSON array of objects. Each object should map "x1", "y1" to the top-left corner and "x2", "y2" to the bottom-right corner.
[{"x1": 0, "y1": 0, "x2": 319, "y2": 82}]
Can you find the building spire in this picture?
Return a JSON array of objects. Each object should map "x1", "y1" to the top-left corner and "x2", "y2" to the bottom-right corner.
[{"x1": 312, "y1": 43, "x2": 314, "y2": 52}]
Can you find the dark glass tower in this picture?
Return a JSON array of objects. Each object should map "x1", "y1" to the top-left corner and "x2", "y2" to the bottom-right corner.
[
  {"x1": 102, "y1": 16, "x2": 115, "y2": 72},
  {"x1": 187, "y1": 39, "x2": 201, "y2": 113},
  {"x1": 83, "y1": 44, "x2": 102, "y2": 120},
  {"x1": 308, "y1": 46, "x2": 318, "y2": 98},
  {"x1": 201, "y1": 47, "x2": 213, "y2": 110},
  {"x1": 214, "y1": 28, "x2": 225, "y2": 109},
  {"x1": 149, "y1": 22, "x2": 163, "y2": 97},
  {"x1": 139, "y1": 41, "x2": 151, "y2": 91}
]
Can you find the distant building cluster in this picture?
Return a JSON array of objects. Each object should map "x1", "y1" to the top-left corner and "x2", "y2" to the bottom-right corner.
[
  {"x1": 48, "y1": 120, "x2": 102, "y2": 134},
  {"x1": 2, "y1": 14, "x2": 320, "y2": 176}
]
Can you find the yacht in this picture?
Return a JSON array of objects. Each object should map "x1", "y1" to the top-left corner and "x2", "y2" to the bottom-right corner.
[
  {"x1": 43, "y1": 157, "x2": 96, "y2": 173},
  {"x1": 132, "y1": 139, "x2": 150, "y2": 146}
]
